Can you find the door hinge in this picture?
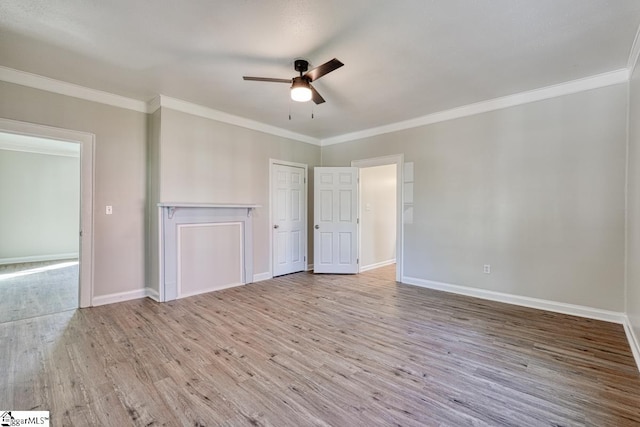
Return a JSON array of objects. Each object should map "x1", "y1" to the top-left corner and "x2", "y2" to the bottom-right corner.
[
  {"x1": 304, "y1": 256, "x2": 306, "y2": 262},
  {"x1": 304, "y1": 177, "x2": 306, "y2": 184},
  {"x1": 357, "y1": 218, "x2": 359, "y2": 224},
  {"x1": 357, "y1": 258, "x2": 359, "y2": 264}
]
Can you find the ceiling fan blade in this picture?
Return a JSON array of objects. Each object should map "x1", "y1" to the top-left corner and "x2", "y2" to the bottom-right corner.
[
  {"x1": 243, "y1": 76, "x2": 292, "y2": 83},
  {"x1": 304, "y1": 58, "x2": 344, "y2": 82},
  {"x1": 310, "y1": 84, "x2": 325, "y2": 104}
]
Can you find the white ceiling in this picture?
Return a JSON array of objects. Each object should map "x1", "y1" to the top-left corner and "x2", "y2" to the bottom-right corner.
[{"x1": 1, "y1": 1, "x2": 640, "y2": 141}]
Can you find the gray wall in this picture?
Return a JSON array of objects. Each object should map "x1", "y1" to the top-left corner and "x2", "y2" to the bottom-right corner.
[
  {"x1": 0, "y1": 148, "x2": 79, "y2": 262},
  {"x1": 322, "y1": 84, "x2": 628, "y2": 311},
  {"x1": 628, "y1": 60, "x2": 640, "y2": 342},
  {"x1": 154, "y1": 107, "x2": 321, "y2": 279},
  {"x1": 0, "y1": 81, "x2": 147, "y2": 299}
]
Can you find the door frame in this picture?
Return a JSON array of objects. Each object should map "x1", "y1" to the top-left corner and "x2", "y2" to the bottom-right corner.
[
  {"x1": 0, "y1": 118, "x2": 95, "y2": 308},
  {"x1": 269, "y1": 159, "x2": 308, "y2": 278},
  {"x1": 352, "y1": 154, "x2": 404, "y2": 282}
]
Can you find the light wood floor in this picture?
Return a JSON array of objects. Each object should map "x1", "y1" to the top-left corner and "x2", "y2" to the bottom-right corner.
[
  {"x1": 2, "y1": 265, "x2": 640, "y2": 426},
  {"x1": 0, "y1": 260, "x2": 78, "y2": 323}
]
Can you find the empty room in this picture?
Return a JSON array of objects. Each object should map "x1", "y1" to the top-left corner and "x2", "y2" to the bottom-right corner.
[{"x1": 1, "y1": 1, "x2": 640, "y2": 425}]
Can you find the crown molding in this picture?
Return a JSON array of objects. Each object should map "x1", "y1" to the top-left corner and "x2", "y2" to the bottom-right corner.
[
  {"x1": 628, "y1": 22, "x2": 640, "y2": 76},
  {"x1": 147, "y1": 95, "x2": 162, "y2": 114},
  {"x1": 154, "y1": 95, "x2": 321, "y2": 146},
  {"x1": 321, "y1": 69, "x2": 630, "y2": 146},
  {"x1": 0, "y1": 65, "x2": 630, "y2": 148},
  {"x1": 0, "y1": 66, "x2": 149, "y2": 113},
  {"x1": 0, "y1": 67, "x2": 320, "y2": 145}
]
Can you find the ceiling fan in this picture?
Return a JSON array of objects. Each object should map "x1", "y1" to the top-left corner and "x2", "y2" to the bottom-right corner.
[{"x1": 243, "y1": 58, "x2": 344, "y2": 104}]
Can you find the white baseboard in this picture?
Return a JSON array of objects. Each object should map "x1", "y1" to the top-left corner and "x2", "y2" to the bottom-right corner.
[
  {"x1": 623, "y1": 316, "x2": 640, "y2": 373},
  {"x1": 145, "y1": 287, "x2": 160, "y2": 302},
  {"x1": 307, "y1": 264, "x2": 314, "y2": 271},
  {"x1": 178, "y1": 282, "x2": 243, "y2": 299},
  {"x1": 0, "y1": 252, "x2": 79, "y2": 265},
  {"x1": 401, "y1": 276, "x2": 626, "y2": 324},
  {"x1": 253, "y1": 272, "x2": 272, "y2": 282},
  {"x1": 360, "y1": 259, "x2": 396, "y2": 273},
  {"x1": 92, "y1": 288, "x2": 148, "y2": 307}
]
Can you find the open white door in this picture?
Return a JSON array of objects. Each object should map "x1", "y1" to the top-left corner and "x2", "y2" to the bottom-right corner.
[
  {"x1": 313, "y1": 167, "x2": 359, "y2": 274},
  {"x1": 272, "y1": 163, "x2": 307, "y2": 276}
]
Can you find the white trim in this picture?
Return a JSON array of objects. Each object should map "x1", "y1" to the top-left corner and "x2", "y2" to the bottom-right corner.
[
  {"x1": 92, "y1": 289, "x2": 148, "y2": 307},
  {"x1": 145, "y1": 287, "x2": 160, "y2": 302},
  {"x1": 177, "y1": 222, "x2": 244, "y2": 299},
  {"x1": 147, "y1": 95, "x2": 162, "y2": 114},
  {"x1": 0, "y1": 118, "x2": 94, "y2": 309},
  {"x1": 157, "y1": 207, "x2": 164, "y2": 302},
  {"x1": 623, "y1": 316, "x2": 640, "y2": 372},
  {"x1": 351, "y1": 154, "x2": 405, "y2": 167},
  {"x1": 401, "y1": 276, "x2": 626, "y2": 324},
  {"x1": 306, "y1": 264, "x2": 314, "y2": 271},
  {"x1": 322, "y1": 69, "x2": 630, "y2": 146},
  {"x1": 352, "y1": 154, "x2": 404, "y2": 282},
  {"x1": 269, "y1": 159, "x2": 309, "y2": 278},
  {"x1": 157, "y1": 95, "x2": 320, "y2": 146},
  {"x1": 0, "y1": 134, "x2": 80, "y2": 157},
  {"x1": 159, "y1": 204, "x2": 255, "y2": 301},
  {"x1": 0, "y1": 66, "x2": 148, "y2": 113},
  {"x1": 253, "y1": 272, "x2": 273, "y2": 282},
  {"x1": 0, "y1": 253, "x2": 79, "y2": 265},
  {"x1": 158, "y1": 202, "x2": 260, "y2": 209},
  {"x1": 179, "y1": 282, "x2": 244, "y2": 298},
  {"x1": 628, "y1": 22, "x2": 640, "y2": 75},
  {"x1": 360, "y1": 259, "x2": 395, "y2": 273}
]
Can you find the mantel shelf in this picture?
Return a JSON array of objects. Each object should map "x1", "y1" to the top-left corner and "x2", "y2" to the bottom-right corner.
[{"x1": 158, "y1": 202, "x2": 260, "y2": 209}]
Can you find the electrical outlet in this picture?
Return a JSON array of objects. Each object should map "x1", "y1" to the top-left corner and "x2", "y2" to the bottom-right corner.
[
  {"x1": 483, "y1": 264, "x2": 491, "y2": 274},
  {"x1": 106, "y1": 205, "x2": 113, "y2": 215}
]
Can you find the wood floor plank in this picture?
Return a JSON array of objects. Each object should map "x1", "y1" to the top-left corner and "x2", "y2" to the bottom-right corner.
[{"x1": 3, "y1": 264, "x2": 640, "y2": 426}]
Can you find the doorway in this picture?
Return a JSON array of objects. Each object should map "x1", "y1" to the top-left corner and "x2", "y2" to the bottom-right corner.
[
  {"x1": 0, "y1": 118, "x2": 94, "y2": 311},
  {"x1": 359, "y1": 164, "x2": 397, "y2": 271},
  {"x1": 352, "y1": 154, "x2": 403, "y2": 282},
  {"x1": 0, "y1": 133, "x2": 80, "y2": 321}
]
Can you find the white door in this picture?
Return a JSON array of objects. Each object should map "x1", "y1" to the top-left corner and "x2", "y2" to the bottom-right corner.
[
  {"x1": 272, "y1": 163, "x2": 306, "y2": 276},
  {"x1": 314, "y1": 167, "x2": 359, "y2": 274}
]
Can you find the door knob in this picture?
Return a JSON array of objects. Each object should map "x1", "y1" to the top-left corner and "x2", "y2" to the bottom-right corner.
[
  {"x1": 274, "y1": 224, "x2": 279, "y2": 229},
  {"x1": 314, "y1": 225, "x2": 319, "y2": 229}
]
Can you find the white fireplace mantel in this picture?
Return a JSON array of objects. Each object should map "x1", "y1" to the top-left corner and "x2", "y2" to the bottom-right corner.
[
  {"x1": 158, "y1": 202, "x2": 260, "y2": 302},
  {"x1": 158, "y1": 202, "x2": 260, "y2": 216}
]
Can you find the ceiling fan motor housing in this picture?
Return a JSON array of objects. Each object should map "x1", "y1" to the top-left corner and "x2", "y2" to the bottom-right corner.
[{"x1": 294, "y1": 59, "x2": 309, "y2": 74}]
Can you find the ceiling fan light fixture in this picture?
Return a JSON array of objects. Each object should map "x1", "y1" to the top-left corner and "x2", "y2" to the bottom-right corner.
[
  {"x1": 244, "y1": 57, "x2": 341, "y2": 105},
  {"x1": 291, "y1": 77, "x2": 312, "y2": 102}
]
